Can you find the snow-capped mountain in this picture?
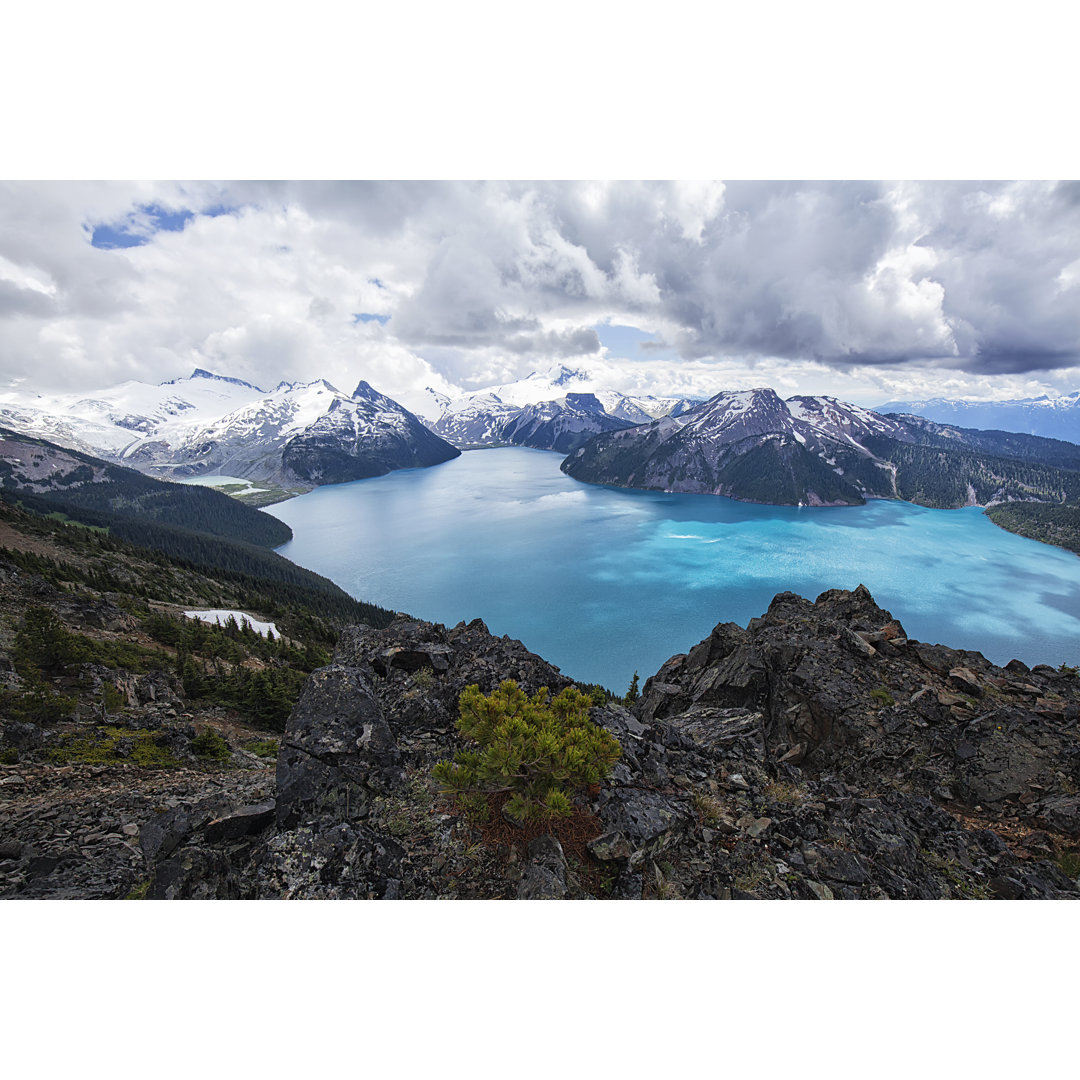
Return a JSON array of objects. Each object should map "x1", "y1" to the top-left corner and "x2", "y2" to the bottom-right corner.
[
  {"x1": 563, "y1": 386, "x2": 1080, "y2": 508},
  {"x1": 0, "y1": 369, "x2": 459, "y2": 487},
  {"x1": 0, "y1": 368, "x2": 265, "y2": 458},
  {"x1": 562, "y1": 387, "x2": 907, "y2": 505},
  {"x1": 876, "y1": 391, "x2": 1080, "y2": 443},
  {"x1": 280, "y1": 381, "x2": 461, "y2": 483},
  {"x1": 492, "y1": 393, "x2": 638, "y2": 454},
  {"x1": 421, "y1": 363, "x2": 697, "y2": 451}
]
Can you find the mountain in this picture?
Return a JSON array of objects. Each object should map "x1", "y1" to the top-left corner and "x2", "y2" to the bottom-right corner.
[
  {"x1": 563, "y1": 388, "x2": 903, "y2": 505},
  {"x1": 421, "y1": 363, "x2": 697, "y2": 451},
  {"x1": 562, "y1": 387, "x2": 1080, "y2": 509},
  {"x1": 0, "y1": 369, "x2": 459, "y2": 488},
  {"x1": 280, "y1": 381, "x2": 462, "y2": 483},
  {"x1": 877, "y1": 391, "x2": 1080, "y2": 442}
]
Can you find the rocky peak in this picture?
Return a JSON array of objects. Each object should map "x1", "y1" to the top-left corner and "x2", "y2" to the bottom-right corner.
[
  {"x1": 680, "y1": 387, "x2": 793, "y2": 442},
  {"x1": 177, "y1": 369, "x2": 263, "y2": 391}
]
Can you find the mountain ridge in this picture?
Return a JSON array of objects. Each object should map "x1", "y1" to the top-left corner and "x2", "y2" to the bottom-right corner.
[
  {"x1": 563, "y1": 386, "x2": 1080, "y2": 511},
  {"x1": 421, "y1": 363, "x2": 698, "y2": 452},
  {"x1": 0, "y1": 369, "x2": 460, "y2": 489},
  {"x1": 878, "y1": 390, "x2": 1080, "y2": 442}
]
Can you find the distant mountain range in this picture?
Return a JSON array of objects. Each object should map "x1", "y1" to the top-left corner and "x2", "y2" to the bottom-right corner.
[
  {"x1": 0, "y1": 369, "x2": 459, "y2": 487},
  {"x1": 564, "y1": 387, "x2": 1080, "y2": 509},
  {"x1": 9, "y1": 365, "x2": 1080, "y2": 528},
  {"x1": 878, "y1": 391, "x2": 1080, "y2": 442},
  {"x1": 421, "y1": 364, "x2": 697, "y2": 452}
]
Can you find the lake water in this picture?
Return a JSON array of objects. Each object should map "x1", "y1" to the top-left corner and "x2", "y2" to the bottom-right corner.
[{"x1": 267, "y1": 447, "x2": 1080, "y2": 693}]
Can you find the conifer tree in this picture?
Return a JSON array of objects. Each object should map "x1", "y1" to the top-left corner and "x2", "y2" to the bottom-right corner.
[{"x1": 433, "y1": 680, "x2": 621, "y2": 824}]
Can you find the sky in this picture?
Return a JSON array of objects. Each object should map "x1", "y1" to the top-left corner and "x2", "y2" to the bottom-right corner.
[{"x1": 3, "y1": 179, "x2": 1080, "y2": 413}]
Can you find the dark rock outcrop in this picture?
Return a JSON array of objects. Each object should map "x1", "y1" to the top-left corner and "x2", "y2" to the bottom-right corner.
[{"x1": 11, "y1": 589, "x2": 1079, "y2": 901}]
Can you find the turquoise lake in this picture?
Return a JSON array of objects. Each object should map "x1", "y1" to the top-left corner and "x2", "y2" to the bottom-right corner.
[{"x1": 267, "y1": 447, "x2": 1080, "y2": 693}]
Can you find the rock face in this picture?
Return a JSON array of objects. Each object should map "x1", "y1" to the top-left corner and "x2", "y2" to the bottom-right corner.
[{"x1": 8, "y1": 588, "x2": 1079, "y2": 900}]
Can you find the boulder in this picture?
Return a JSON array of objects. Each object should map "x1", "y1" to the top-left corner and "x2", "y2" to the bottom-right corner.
[
  {"x1": 276, "y1": 665, "x2": 402, "y2": 826},
  {"x1": 516, "y1": 835, "x2": 568, "y2": 900}
]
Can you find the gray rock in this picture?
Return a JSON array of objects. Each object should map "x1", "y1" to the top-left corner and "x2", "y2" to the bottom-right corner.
[
  {"x1": 2, "y1": 722, "x2": 43, "y2": 751},
  {"x1": 588, "y1": 789, "x2": 690, "y2": 867},
  {"x1": 276, "y1": 665, "x2": 402, "y2": 826},
  {"x1": 802, "y1": 843, "x2": 872, "y2": 885},
  {"x1": 205, "y1": 801, "x2": 277, "y2": 843},
  {"x1": 516, "y1": 834, "x2": 568, "y2": 900},
  {"x1": 1038, "y1": 795, "x2": 1080, "y2": 837}
]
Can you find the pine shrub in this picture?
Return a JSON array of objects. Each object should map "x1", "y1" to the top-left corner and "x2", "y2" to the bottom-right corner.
[
  {"x1": 433, "y1": 680, "x2": 621, "y2": 824},
  {"x1": 191, "y1": 726, "x2": 230, "y2": 762}
]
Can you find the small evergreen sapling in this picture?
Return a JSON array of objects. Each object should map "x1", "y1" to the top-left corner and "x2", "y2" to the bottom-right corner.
[{"x1": 433, "y1": 680, "x2": 621, "y2": 824}]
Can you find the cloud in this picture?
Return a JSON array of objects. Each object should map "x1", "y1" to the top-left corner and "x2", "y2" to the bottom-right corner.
[{"x1": 1, "y1": 180, "x2": 1079, "y2": 407}]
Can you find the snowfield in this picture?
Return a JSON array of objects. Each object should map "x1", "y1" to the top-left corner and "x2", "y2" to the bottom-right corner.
[{"x1": 183, "y1": 609, "x2": 280, "y2": 638}]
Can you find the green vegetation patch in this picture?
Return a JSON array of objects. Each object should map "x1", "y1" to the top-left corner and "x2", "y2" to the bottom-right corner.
[
  {"x1": 246, "y1": 738, "x2": 279, "y2": 759},
  {"x1": 191, "y1": 726, "x2": 231, "y2": 763},
  {"x1": 15, "y1": 606, "x2": 167, "y2": 676},
  {"x1": 47, "y1": 727, "x2": 180, "y2": 768}
]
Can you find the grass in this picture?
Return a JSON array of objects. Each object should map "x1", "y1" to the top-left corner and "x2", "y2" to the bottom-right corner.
[
  {"x1": 763, "y1": 780, "x2": 806, "y2": 804},
  {"x1": 47, "y1": 727, "x2": 180, "y2": 768},
  {"x1": 691, "y1": 791, "x2": 724, "y2": 826}
]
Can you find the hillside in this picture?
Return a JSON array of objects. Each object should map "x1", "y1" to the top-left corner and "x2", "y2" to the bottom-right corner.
[
  {"x1": 3, "y1": 500, "x2": 1077, "y2": 899},
  {"x1": 0, "y1": 497, "x2": 400, "y2": 898},
  {"x1": 0, "y1": 427, "x2": 292, "y2": 547}
]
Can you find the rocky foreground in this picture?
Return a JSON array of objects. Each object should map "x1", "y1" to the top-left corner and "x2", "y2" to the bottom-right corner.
[{"x1": 4, "y1": 585, "x2": 1080, "y2": 899}]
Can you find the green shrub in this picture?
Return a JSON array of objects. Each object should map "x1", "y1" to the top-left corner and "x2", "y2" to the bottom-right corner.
[
  {"x1": 0, "y1": 670, "x2": 78, "y2": 724},
  {"x1": 191, "y1": 726, "x2": 230, "y2": 762},
  {"x1": 432, "y1": 680, "x2": 621, "y2": 824},
  {"x1": 247, "y1": 738, "x2": 279, "y2": 759}
]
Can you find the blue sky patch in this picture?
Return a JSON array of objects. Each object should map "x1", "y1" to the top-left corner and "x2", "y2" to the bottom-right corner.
[
  {"x1": 90, "y1": 203, "x2": 195, "y2": 249},
  {"x1": 353, "y1": 312, "x2": 390, "y2": 325},
  {"x1": 595, "y1": 323, "x2": 677, "y2": 363}
]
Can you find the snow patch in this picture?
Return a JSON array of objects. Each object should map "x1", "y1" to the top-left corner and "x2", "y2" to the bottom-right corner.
[{"x1": 183, "y1": 609, "x2": 280, "y2": 638}]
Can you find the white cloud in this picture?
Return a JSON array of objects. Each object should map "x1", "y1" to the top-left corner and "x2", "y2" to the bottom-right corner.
[{"x1": 1, "y1": 181, "x2": 1079, "y2": 411}]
